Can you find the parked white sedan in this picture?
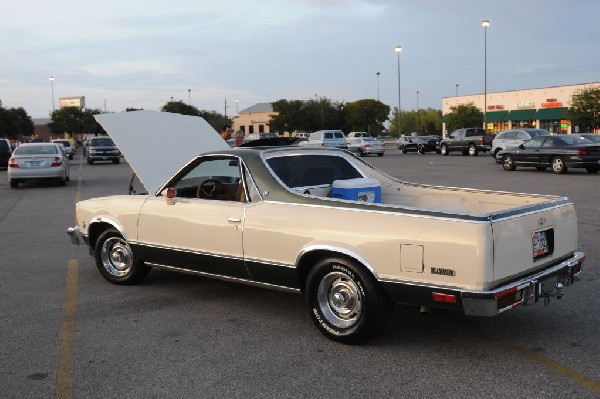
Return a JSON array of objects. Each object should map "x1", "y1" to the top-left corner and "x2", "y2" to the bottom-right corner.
[{"x1": 8, "y1": 142, "x2": 70, "y2": 188}]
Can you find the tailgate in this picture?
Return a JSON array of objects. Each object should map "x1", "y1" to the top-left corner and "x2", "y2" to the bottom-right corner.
[{"x1": 491, "y1": 203, "x2": 578, "y2": 283}]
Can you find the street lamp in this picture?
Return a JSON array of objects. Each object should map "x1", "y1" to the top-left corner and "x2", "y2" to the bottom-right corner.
[
  {"x1": 482, "y1": 19, "x2": 490, "y2": 131},
  {"x1": 455, "y1": 83, "x2": 459, "y2": 97},
  {"x1": 236, "y1": 99, "x2": 239, "y2": 115},
  {"x1": 188, "y1": 89, "x2": 191, "y2": 105},
  {"x1": 416, "y1": 90, "x2": 420, "y2": 135},
  {"x1": 49, "y1": 76, "x2": 55, "y2": 112},
  {"x1": 394, "y1": 45, "x2": 402, "y2": 135},
  {"x1": 376, "y1": 72, "x2": 380, "y2": 101}
]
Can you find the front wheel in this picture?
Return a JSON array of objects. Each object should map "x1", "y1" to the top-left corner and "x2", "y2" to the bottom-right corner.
[
  {"x1": 502, "y1": 154, "x2": 516, "y2": 171},
  {"x1": 440, "y1": 144, "x2": 449, "y2": 155},
  {"x1": 551, "y1": 156, "x2": 567, "y2": 174},
  {"x1": 417, "y1": 145, "x2": 425, "y2": 155},
  {"x1": 305, "y1": 257, "x2": 393, "y2": 344},
  {"x1": 94, "y1": 229, "x2": 150, "y2": 285},
  {"x1": 400, "y1": 147, "x2": 407, "y2": 154}
]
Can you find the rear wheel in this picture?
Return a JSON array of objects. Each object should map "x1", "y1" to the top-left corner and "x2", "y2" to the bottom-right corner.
[
  {"x1": 113, "y1": 158, "x2": 120, "y2": 164},
  {"x1": 94, "y1": 228, "x2": 151, "y2": 285},
  {"x1": 377, "y1": 153, "x2": 384, "y2": 157},
  {"x1": 306, "y1": 257, "x2": 393, "y2": 344},
  {"x1": 400, "y1": 147, "x2": 407, "y2": 154},
  {"x1": 417, "y1": 145, "x2": 425, "y2": 155},
  {"x1": 551, "y1": 156, "x2": 567, "y2": 174},
  {"x1": 9, "y1": 179, "x2": 18, "y2": 188},
  {"x1": 468, "y1": 143, "x2": 478, "y2": 156},
  {"x1": 87, "y1": 158, "x2": 93, "y2": 165},
  {"x1": 502, "y1": 155, "x2": 516, "y2": 171},
  {"x1": 440, "y1": 144, "x2": 449, "y2": 155}
]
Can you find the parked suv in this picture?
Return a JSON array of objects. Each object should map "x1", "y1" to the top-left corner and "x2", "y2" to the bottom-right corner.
[
  {"x1": 300, "y1": 130, "x2": 348, "y2": 149},
  {"x1": 87, "y1": 137, "x2": 120, "y2": 164},
  {"x1": 491, "y1": 128, "x2": 550, "y2": 157},
  {"x1": 51, "y1": 139, "x2": 74, "y2": 160},
  {"x1": 0, "y1": 138, "x2": 12, "y2": 169}
]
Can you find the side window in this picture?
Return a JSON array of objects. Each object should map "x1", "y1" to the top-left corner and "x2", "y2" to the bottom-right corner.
[
  {"x1": 324, "y1": 132, "x2": 334, "y2": 139},
  {"x1": 169, "y1": 157, "x2": 243, "y2": 201},
  {"x1": 516, "y1": 131, "x2": 528, "y2": 140},
  {"x1": 525, "y1": 137, "x2": 545, "y2": 149},
  {"x1": 334, "y1": 132, "x2": 344, "y2": 139}
]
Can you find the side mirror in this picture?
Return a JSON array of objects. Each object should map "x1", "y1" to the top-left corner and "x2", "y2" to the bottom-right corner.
[{"x1": 518, "y1": 144, "x2": 525, "y2": 149}]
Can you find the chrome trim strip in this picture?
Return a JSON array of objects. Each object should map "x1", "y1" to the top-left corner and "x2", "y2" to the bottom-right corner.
[
  {"x1": 89, "y1": 217, "x2": 127, "y2": 240},
  {"x1": 296, "y1": 244, "x2": 380, "y2": 279},
  {"x1": 244, "y1": 258, "x2": 296, "y2": 269},
  {"x1": 131, "y1": 241, "x2": 244, "y2": 262},
  {"x1": 147, "y1": 262, "x2": 300, "y2": 294}
]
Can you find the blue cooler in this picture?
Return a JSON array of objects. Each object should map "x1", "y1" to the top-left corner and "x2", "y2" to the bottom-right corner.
[{"x1": 330, "y1": 178, "x2": 381, "y2": 203}]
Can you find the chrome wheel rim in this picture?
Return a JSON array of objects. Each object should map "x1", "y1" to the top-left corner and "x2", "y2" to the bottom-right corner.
[
  {"x1": 317, "y1": 271, "x2": 362, "y2": 329},
  {"x1": 469, "y1": 145, "x2": 476, "y2": 155},
  {"x1": 552, "y1": 158, "x2": 563, "y2": 172},
  {"x1": 100, "y1": 237, "x2": 133, "y2": 277},
  {"x1": 503, "y1": 156, "x2": 513, "y2": 170},
  {"x1": 441, "y1": 145, "x2": 447, "y2": 155}
]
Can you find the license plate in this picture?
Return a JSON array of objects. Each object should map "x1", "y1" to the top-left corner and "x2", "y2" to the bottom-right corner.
[
  {"x1": 27, "y1": 160, "x2": 42, "y2": 167},
  {"x1": 532, "y1": 230, "x2": 549, "y2": 258},
  {"x1": 101, "y1": 156, "x2": 108, "y2": 160}
]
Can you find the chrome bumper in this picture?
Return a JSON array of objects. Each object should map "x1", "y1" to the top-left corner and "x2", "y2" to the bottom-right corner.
[
  {"x1": 66, "y1": 226, "x2": 82, "y2": 246},
  {"x1": 462, "y1": 252, "x2": 585, "y2": 316}
]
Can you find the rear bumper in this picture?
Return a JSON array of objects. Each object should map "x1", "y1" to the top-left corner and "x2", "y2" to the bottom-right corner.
[
  {"x1": 380, "y1": 252, "x2": 585, "y2": 316},
  {"x1": 461, "y1": 251, "x2": 585, "y2": 316}
]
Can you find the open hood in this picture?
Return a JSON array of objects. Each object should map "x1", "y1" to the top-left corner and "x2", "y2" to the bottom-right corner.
[{"x1": 95, "y1": 110, "x2": 229, "y2": 194}]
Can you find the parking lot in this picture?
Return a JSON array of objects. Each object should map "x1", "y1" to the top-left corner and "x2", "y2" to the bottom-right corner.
[{"x1": 1, "y1": 148, "x2": 599, "y2": 398}]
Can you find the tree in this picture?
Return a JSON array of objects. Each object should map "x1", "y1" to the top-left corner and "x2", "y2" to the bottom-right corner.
[
  {"x1": 343, "y1": 99, "x2": 390, "y2": 135},
  {"x1": 160, "y1": 101, "x2": 231, "y2": 132},
  {"x1": 568, "y1": 85, "x2": 600, "y2": 132},
  {"x1": 0, "y1": 101, "x2": 34, "y2": 138},
  {"x1": 443, "y1": 103, "x2": 483, "y2": 132},
  {"x1": 270, "y1": 99, "x2": 305, "y2": 133}
]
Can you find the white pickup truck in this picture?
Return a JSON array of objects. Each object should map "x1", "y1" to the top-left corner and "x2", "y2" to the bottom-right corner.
[{"x1": 67, "y1": 111, "x2": 586, "y2": 344}]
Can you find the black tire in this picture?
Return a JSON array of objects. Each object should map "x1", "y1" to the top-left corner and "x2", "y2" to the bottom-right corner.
[
  {"x1": 377, "y1": 153, "x2": 384, "y2": 157},
  {"x1": 305, "y1": 257, "x2": 393, "y2": 344},
  {"x1": 502, "y1": 154, "x2": 516, "y2": 171},
  {"x1": 94, "y1": 228, "x2": 150, "y2": 285},
  {"x1": 59, "y1": 177, "x2": 66, "y2": 186},
  {"x1": 551, "y1": 156, "x2": 567, "y2": 174},
  {"x1": 9, "y1": 179, "x2": 18, "y2": 188},
  {"x1": 440, "y1": 144, "x2": 449, "y2": 155},
  {"x1": 400, "y1": 147, "x2": 407, "y2": 154},
  {"x1": 358, "y1": 149, "x2": 365, "y2": 157},
  {"x1": 585, "y1": 166, "x2": 599, "y2": 174},
  {"x1": 113, "y1": 158, "x2": 120, "y2": 164},
  {"x1": 468, "y1": 143, "x2": 478, "y2": 156},
  {"x1": 417, "y1": 145, "x2": 425, "y2": 155},
  {"x1": 87, "y1": 158, "x2": 93, "y2": 165},
  {"x1": 493, "y1": 148, "x2": 501, "y2": 158}
]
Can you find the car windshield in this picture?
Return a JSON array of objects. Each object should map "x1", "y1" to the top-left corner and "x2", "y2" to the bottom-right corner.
[
  {"x1": 91, "y1": 138, "x2": 115, "y2": 146},
  {"x1": 15, "y1": 145, "x2": 58, "y2": 155},
  {"x1": 54, "y1": 140, "x2": 71, "y2": 147},
  {"x1": 266, "y1": 154, "x2": 363, "y2": 188}
]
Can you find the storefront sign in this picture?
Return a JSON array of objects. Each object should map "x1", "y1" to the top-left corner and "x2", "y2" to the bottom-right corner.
[
  {"x1": 541, "y1": 101, "x2": 563, "y2": 108},
  {"x1": 516, "y1": 101, "x2": 535, "y2": 109},
  {"x1": 487, "y1": 105, "x2": 504, "y2": 110}
]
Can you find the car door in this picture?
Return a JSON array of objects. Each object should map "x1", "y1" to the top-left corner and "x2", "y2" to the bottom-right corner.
[
  {"x1": 451, "y1": 129, "x2": 465, "y2": 151},
  {"x1": 516, "y1": 136, "x2": 545, "y2": 166},
  {"x1": 136, "y1": 155, "x2": 249, "y2": 279}
]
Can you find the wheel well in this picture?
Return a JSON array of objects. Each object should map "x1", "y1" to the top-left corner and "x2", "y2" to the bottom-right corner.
[
  {"x1": 88, "y1": 222, "x2": 116, "y2": 250},
  {"x1": 296, "y1": 250, "x2": 375, "y2": 294}
]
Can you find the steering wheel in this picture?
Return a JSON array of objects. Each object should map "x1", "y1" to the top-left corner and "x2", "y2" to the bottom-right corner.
[{"x1": 197, "y1": 179, "x2": 229, "y2": 200}]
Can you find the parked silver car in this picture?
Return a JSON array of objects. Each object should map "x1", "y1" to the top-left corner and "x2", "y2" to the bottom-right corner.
[
  {"x1": 491, "y1": 128, "x2": 550, "y2": 157},
  {"x1": 299, "y1": 130, "x2": 348, "y2": 149},
  {"x1": 347, "y1": 137, "x2": 385, "y2": 156},
  {"x1": 7, "y1": 143, "x2": 70, "y2": 188},
  {"x1": 51, "y1": 139, "x2": 74, "y2": 160}
]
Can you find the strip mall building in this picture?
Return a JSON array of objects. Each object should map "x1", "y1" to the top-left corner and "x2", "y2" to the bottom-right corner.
[{"x1": 442, "y1": 82, "x2": 598, "y2": 135}]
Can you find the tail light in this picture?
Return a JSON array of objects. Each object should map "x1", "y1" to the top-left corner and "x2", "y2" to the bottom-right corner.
[
  {"x1": 479, "y1": 137, "x2": 484, "y2": 144},
  {"x1": 8, "y1": 157, "x2": 19, "y2": 168},
  {"x1": 51, "y1": 157, "x2": 62, "y2": 167},
  {"x1": 578, "y1": 149, "x2": 588, "y2": 155},
  {"x1": 364, "y1": 144, "x2": 371, "y2": 147}
]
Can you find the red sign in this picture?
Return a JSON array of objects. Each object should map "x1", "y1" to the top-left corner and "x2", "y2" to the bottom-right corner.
[
  {"x1": 487, "y1": 105, "x2": 505, "y2": 110},
  {"x1": 541, "y1": 101, "x2": 563, "y2": 108}
]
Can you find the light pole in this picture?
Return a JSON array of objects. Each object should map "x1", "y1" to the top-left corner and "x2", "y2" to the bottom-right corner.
[
  {"x1": 455, "y1": 83, "x2": 459, "y2": 97},
  {"x1": 394, "y1": 45, "x2": 402, "y2": 135},
  {"x1": 416, "y1": 90, "x2": 420, "y2": 135},
  {"x1": 482, "y1": 19, "x2": 490, "y2": 131},
  {"x1": 49, "y1": 76, "x2": 55, "y2": 112},
  {"x1": 236, "y1": 99, "x2": 239, "y2": 115},
  {"x1": 376, "y1": 72, "x2": 380, "y2": 101},
  {"x1": 188, "y1": 89, "x2": 191, "y2": 105}
]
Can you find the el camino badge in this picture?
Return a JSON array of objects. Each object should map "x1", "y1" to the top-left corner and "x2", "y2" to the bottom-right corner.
[{"x1": 431, "y1": 267, "x2": 456, "y2": 277}]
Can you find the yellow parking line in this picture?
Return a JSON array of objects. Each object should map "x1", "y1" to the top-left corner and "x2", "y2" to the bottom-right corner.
[
  {"x1": 495, "y1": 336, "x2": 600, "y2": 394},
  {"x1": 52, "y1": 260, "x2": 79, "y2": 399}
]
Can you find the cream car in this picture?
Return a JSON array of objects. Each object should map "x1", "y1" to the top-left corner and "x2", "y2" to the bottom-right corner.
[{"x1": 67, "y1": 111, "x2": 585, "y2": 344}]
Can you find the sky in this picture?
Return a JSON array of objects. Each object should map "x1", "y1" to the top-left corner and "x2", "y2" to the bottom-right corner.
[{"x1": 1, "y1": 0, "x2": 598, "y2": 119}]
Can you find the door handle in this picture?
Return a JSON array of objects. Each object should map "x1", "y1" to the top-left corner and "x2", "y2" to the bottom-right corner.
[{"x1": 228, "y1": 218, "x2": 241, "y2": 223}]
